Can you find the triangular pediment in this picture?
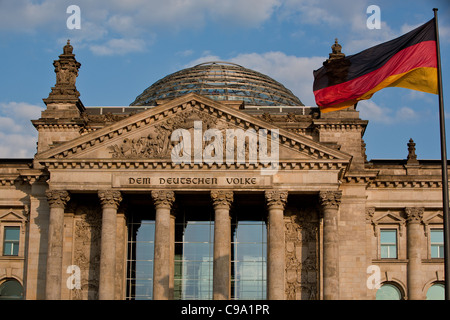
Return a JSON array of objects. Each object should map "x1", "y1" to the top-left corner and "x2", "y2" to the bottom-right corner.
[
  {"x1": 0, "y1": 210, "x2": 27, "y2": 222},
  {"x1": 424, "y1": 212, "x2": 444, "y2": 224},
  {"x1": 374, "y1": 212, "x2": 406, "y2": 224},
  {"x1": 36, "y1": 94, "x2": 351, "y2": 170}
]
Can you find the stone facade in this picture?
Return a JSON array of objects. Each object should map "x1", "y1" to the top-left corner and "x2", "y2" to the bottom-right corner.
[{"x1": 0, "y1": 43, "x2": 446, "y2": 300}]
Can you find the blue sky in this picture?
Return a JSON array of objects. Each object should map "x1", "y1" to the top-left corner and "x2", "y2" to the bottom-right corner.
[{"x1": 0, "y1": 0, "x2": 449, "y2": 161}]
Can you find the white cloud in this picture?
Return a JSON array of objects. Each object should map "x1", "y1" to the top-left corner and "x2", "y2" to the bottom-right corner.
[
  {"x1": 90, "y1": 38, "x2": 147, "y2": 56},
  {"x1": 0, "y1": 102, "x2": 43, "y2": 158},
  {"x1": 358, "y1": 100, "x2": 419, "y2": 124}
]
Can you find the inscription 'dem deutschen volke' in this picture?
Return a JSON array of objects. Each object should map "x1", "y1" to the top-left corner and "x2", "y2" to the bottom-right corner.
[{"x1": 127, "y1": 177, "x2": 258, "y2": 185}]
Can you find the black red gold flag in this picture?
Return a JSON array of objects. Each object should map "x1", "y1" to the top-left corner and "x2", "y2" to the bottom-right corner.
[{"x1": 313, "y1": 18, "x2": 438, "y2": 112}]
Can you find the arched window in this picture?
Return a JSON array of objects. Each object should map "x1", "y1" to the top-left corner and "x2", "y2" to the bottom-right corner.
[
  {"x1": 0, "y1": 279, "x2": 24, "y2": 300},
  {"x1": 376, "y1": 283, "x2": 403, "y2": 300},
  {"x1": 426, "y1": 283, "x2": 445, "y2": 300}
]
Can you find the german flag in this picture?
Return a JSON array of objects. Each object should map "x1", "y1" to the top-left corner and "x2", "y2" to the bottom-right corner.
[{"x1": 313, "y1": 18, "x2": 438, "y2": 113}]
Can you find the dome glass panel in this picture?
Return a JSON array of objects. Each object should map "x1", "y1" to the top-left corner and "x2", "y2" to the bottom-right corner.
[{"x1": 131, "y1": 62, "x2": 303, "y2": 107}]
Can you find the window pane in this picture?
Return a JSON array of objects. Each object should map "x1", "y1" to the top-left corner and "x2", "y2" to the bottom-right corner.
[
  {"x1": 174, "y1": 216, "x2": 214, "y2": 300},
  {"x1": 380, "y1": 230, "x2": 397, "y2": 259},
  {"x1": 430, "y1": 229, "x2": 443, "y2": 243},
  {"x1": 380, "y1": 230, "x2": 396, "y2": 244},
  {"x1": 127, "y1": 219, "x2": 155, "y2": 300},
  {"x1": 431, "y1": 245, "x2": 440, "y2": 258},
  {"x1": 376, "y1": 284, "x2": 402, "y2": 300},
  {"x1": 0, "y1": 280, "x2": 24, "y2": 300},
  {"x1": 4, "y1": 227, "x2": 20, "y2": 241},
  {"x1": 232, "y1": 220, "x2": 267, "y2": 300},
  {"x1": 426, "y1": 284, "x2": 445, "y2": 300},
  {"x1": 3, "y1": 227, "x2": 20, "y2": 256},
  {"x1": 380, "y1": 245, "x2": 389, "y2": 259}
]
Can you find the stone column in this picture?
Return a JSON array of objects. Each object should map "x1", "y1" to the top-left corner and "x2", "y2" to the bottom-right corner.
[
  {"x1": 265, "y1": 190, "x2": 288, "y2": 300},
  {"x1": 151, "y1": 190, "x2": 175, "y2": 300},
  {"x1": 319, "y1": 191, "x2": 341, "y2": 300},
  {"x1": 405, "y1": 207, "x2": 424, "y2": 300},
  {"x1": 211, "y1": 190, "x2": 233, "y2": 300},
  {"x1": 45, "y1": 190, "x2": 70, "y2": 300},
  {"x1": 98, "y1": 190, "x2": 122, "y2": 300}
]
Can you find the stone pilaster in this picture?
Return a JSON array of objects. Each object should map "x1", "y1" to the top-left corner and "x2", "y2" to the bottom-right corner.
[
  {"x1": 151, "y1": 190, "x2": 175, "y2": 300},
  {"x1": 45, "y1": 190, "x2": 70, "y2": 300},
  {"x1": 265, "y1": 190, "x2": 288, "y2": 300},
  {"x1": 405, "y1": 207, "x2": 424, "y2": 300},
  {"x1": 211, "y1": 190, "x2": 233, "y2": 300},
  {"x1": 319, "y1": 190, "x2": 341, "y2": 300},
  {"x1": 98, "y1": 190, "x2": 122, "y2": 300}
]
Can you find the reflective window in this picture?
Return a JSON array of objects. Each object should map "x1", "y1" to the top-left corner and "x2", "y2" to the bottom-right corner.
[
  {"x1": 376, "y1": 283, "x2": 402, "y2": 300},
  {"x1": 430, "y1": 229, "x2": 444, "y2": 258},
  {"x1": 380, "y1": 229, "x2": 397, "y2": 259},
  {"x1": 174, "y1": 211, "x2": 214, "y2": 300},
  {"x1": 3, "y1": 227, "x2": 20, "y2": 256},
  {"x1": 0, "y1": 280, "x2": 23, "y2": 300},
  {"x1": 126, "y1": 203, "x2": 268, "y2": 300},
  {"x1": 127, "y1": 219, "x2": 155, "y2": 300},
  {"x1": 426, "y1": 283, "x2": 445, "y2": 300},
  {"x1": 231, "y1": 220, "x2": 267, "y2": 300}
]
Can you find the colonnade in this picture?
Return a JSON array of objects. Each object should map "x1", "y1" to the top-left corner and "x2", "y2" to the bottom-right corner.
[{"x1": 44, "y1": 189, "x2": 342, "y2": 300}]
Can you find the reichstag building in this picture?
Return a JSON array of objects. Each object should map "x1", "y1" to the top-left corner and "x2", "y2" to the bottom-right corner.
[{"x1": 0, "y1": 41, "x2": 445, "y2": 300}]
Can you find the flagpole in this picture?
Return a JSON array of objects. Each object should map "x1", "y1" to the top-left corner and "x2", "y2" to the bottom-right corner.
[{"x1": 433, "y1": 8, "x2": 450, "y2": 300}]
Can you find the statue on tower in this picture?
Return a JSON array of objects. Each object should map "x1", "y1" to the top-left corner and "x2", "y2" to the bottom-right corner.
[{"x1": 43, "y1": 40, "x2": 81, "y2": 105}]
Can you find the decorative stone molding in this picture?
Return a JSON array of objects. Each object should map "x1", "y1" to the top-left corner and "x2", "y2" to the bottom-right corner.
[
  {"x1": 151, "y1": 190, "x2": 175, "y2": 209},
  {"x1": 318, "y1": 191, "x2": 342, "y2": 210},
  {"x1": 368, "y1": 180, "x2": 443, "y2": 189},
  {"x1": 366, "y1": 207, "x2": 375, "y2": 222},
  {"x1": 265, "y1": 190, "x2": 288, "y2": 209},
  {"x1": 41, "y1": 159, "x2": 347, "y2": 171},
  {"x1": 73, "y1": 205, "x2": 102, "y2": 300},
  {"x1": 46, "y1": 190, "x2": 70, "y2": 208},
  {"x1": 405, "y1": 207, "x2": 424, "y2": 224},
  {"x1": 367, "y1": 209, "x2": 406, "y2": 237},
  {"x1": 98, "y1": 190, "x2": 122, "y2": 209},
  {"x1": 284, "y1": 211, "x2": 319, "y2": 300},
  {"x1": 210, "y1": 190, "x2": 233, "y2": 209}
]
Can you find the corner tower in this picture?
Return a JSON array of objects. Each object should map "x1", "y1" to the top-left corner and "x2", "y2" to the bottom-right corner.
[{"x1": 32, "y1": 40, "x2": 85, "y2": 154}]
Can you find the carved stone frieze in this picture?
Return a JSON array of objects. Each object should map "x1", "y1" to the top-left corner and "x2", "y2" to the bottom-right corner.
[
  {"x1": 108, "y1": 109, "x2": 220, "y2": 159},
  {"x1": 46, "y1": 190, "x2": 70, "y2": 208},
  {"x1": 284, "y1": 209, "x2": 319, "y2": 300},
  {"x1": 72, "y1": 204, "x2": 102, "y2": 300}
]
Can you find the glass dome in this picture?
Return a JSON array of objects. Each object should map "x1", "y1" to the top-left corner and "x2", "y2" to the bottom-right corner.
[{"x1": 131, "y1": 61, "x2": 304, "y2": 107}]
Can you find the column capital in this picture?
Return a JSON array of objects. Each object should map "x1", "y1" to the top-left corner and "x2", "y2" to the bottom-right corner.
[
  {"x1": 211, "y1": 190, "x2": 234, "y2": 210},
  {"x1": 319, "y1": 191, "x2": 342, "y2": 210},
  {"x1": 265, "y1": 190, "x2": 288, "y2": 209},
  {"x1": 151, "y1": 190, "x2": 175, "y2": 209},
  {"x1": 46, "y1": 190, "x2": 70, "y2": 209},
  {"x1": 98, "y1": 190, "x2": 122, "y2": 209},
  {"x1": 405, "y1": 207, "x2": 424, "y2": 224}
]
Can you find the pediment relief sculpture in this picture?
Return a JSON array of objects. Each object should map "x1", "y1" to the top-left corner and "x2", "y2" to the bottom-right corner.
[{"x1": 35, "y1": 94, "x2": 351, "y2": 171}]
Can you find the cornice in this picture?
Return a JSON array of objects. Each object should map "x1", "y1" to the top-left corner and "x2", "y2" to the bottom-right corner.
[{"x1": 40, "y1": 159, "x2": 348, "y2": 171}]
